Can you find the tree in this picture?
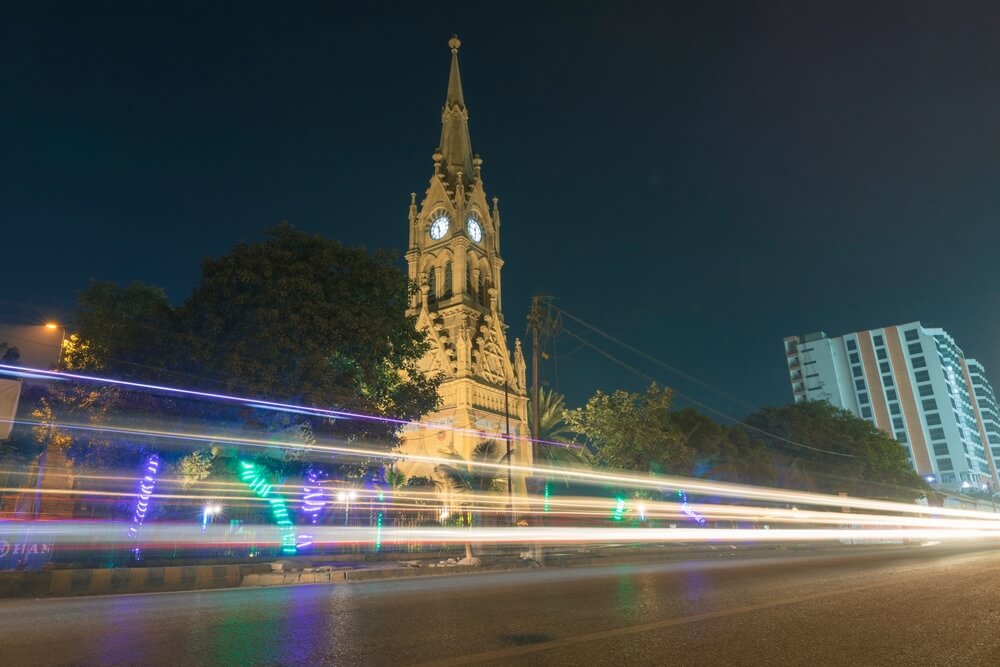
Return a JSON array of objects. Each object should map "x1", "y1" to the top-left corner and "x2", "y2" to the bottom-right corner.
[
  {"x1": 530, "y1": 387, "x2": 588, "y2": 468},
  {"x1": 564, "y1": 384, "x2": 692, "y2": 474},
  {"x1": 435, "y1": 440, "x2": 509, "y2": 562},
  {"x1": 0, "y1": 341, "x2": 19, "y2": 364},
  {"x1": 742, "y1": 401, "x2": 928, "y2": 501},
  {"x1": 670, "y1": 409, "x2": 774, "y2": 485},
  {"x1": 60, "y1": 224, "x2": 443, "y2": 479}
]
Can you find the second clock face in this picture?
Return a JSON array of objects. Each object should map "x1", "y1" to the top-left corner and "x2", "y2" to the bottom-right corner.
[
  {"x1": 429, "y1": 215, "x2": 450, "y2": 240},
  {"x1": 466, "y1": 217, "x2": 483, "y2": 243}
]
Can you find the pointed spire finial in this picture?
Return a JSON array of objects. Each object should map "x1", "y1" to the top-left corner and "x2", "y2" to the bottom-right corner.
[{"x1": 439, "y1": 35, "x2": 473, "y2": 183}]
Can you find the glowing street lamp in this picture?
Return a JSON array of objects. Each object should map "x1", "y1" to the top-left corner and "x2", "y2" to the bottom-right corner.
[
  {"x1": 44, "y1": 322, "x2": 66, "y2": 369},
  {"x1": 337, "y1": 490, "x2": 358, "y2": 525},
  {"x1": 202, "y1": 503, "x2": 223, "y2": 533}
]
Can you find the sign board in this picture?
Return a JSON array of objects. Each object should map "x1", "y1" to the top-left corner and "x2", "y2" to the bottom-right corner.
[
  {"x1": 0, "y1": 539, "x2": 55, "y2": 571},
  {"x1": 0, "y1": 378, "x2": 22, "y2": 440}
]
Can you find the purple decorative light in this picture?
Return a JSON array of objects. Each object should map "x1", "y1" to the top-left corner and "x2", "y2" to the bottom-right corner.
[
  {"x1": 126, "y1": 454, "x2": 160, "y2": 559},
  {"x1": 302, "y1": 469, "x2": 328, "y2": 524},
  {"x1": 678, "y1": 489, "x2": 706, "y2": 525}
]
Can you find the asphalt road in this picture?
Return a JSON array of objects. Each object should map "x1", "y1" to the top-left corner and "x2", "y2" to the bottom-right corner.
[{"x1": 2, "y1": 544, "x2": 1000, "y2": 666}]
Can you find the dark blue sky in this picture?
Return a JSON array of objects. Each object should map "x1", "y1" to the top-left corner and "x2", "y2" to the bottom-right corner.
[{"x1": 4, "y1": 2, "x2": 1000, "y2": 420}]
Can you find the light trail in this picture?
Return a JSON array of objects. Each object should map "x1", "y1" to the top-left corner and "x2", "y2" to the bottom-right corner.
[
  {"x1": 9, "y1": 415, "x2": 1000, "y2": 523},
  {"x1": 5, "y1": 522, "x2": 1000, "y2": 549},
  {"x1": 0, "y1": 363, "x2": 583, "y2": 451}
]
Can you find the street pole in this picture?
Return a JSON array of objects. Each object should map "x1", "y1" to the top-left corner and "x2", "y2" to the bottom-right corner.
[{"x1": 505, "y1": 381, "x2": 513, "y2": 525}]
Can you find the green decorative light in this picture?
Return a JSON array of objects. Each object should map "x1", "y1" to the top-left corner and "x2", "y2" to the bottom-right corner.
[
  {"x1": 239, "y1": 461, "x2": 297, "y2": 555},
  {"x1": 613, "y1": 495, "x2": 626, "y2": 521},
  {"x1": 543, "y1": 481, "x2": 551, "y2": 513}
]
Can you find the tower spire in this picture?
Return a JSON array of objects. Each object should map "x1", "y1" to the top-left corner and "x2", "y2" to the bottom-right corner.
[{"x1": 439, "y1": 35, "x2": 474, "y2": 183}]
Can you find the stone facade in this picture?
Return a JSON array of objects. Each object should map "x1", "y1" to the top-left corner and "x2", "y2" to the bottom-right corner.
[{"x1": 397, "y1": 38, "x2": 531, "y2": 491}]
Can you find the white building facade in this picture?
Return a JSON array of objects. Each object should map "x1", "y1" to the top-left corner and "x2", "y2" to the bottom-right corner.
[{"x1": 784, "y1": 322, "x2": 999, "y2": 490}]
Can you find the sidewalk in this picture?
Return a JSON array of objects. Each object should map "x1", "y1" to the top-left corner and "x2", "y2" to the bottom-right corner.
[{"x1": 0, "y1": 541, "x2": 860, "y2": 598}]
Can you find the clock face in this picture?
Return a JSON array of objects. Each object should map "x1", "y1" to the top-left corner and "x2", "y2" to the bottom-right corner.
[
  {"x1": 466, "y1": 217, "x2": 483, "y2": 243},
  {"x1": 429, "y1": 215, "x2": 450, "y2": 240}
]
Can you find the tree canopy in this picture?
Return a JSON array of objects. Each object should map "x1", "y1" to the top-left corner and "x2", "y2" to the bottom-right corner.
[
  {"x1": 49, "y1": 224, "x2": 443, "y2": 476},
  {"x1": 564, "y1": 384, "x2": 691, "y2": 474}
]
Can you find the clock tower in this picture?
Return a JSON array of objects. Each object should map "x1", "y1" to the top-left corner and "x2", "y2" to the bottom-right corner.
[{"x1": 398, "y1": 37, "x2": 531, "y2": 490}]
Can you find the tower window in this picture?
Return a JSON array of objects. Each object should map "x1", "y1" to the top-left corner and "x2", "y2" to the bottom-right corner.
[
  {"x1": 478, "y1": 272, "x2": 487, "y2": 306},
  {"x1": 427, "y1": 268, "x2": 437, "y2": 304},
  {"x1": 443, "y1": 261, "x2": 453, "y2": 297}
]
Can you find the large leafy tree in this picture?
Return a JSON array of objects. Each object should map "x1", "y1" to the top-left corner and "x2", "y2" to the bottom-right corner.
[
  {"x1": 742, "y1": 401, "x2": 927, "y2": 500},
  {"x1": 56, "y1": 224, "x2": 442, "y2": 477},
  {"x1": 670, "y1": 409, "x2": 774, "y2": 485},
  {"x1": 178, "y1": 223, "x2": 440, "y2": 435},
  {"x1": 564, "y1": 384, "x2": 692, "y2": 474}
]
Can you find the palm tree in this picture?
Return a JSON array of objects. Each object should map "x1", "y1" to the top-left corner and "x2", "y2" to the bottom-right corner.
[
  {"x1": 531, "y1": 387, "x2": 590, "y2": 468},
  {"x1": 435, "y1": 440, "x2": 509, "y2": 562}
]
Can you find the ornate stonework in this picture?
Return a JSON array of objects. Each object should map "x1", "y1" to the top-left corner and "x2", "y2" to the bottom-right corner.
[{"x1": 397, "y1": 38, "x2": 531, "y2": 490}]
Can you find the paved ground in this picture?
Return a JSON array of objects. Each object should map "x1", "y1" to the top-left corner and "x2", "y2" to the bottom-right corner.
[{"x1": 2, "y1": 543, "x2": 999, "y2": 666}]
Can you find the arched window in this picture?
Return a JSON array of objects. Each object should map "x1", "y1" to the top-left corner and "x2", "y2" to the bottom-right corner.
[
  {"x1": 479, "y1": 271, "x2": 487, "y2": 306},
  {"x1": 427, "y1": 267, "x2": 437, "y2": 304},
  {"x1": 443, "y1": 260, "x2": 453, "y2": 297},
  {"x1": 467, "y1": 264, "x2": 474, "y2": 299}
]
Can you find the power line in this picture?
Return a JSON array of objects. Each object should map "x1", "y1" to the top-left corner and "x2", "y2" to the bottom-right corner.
[{"x1": 558, "y1": 324, "x2": 856, "y2": 459}]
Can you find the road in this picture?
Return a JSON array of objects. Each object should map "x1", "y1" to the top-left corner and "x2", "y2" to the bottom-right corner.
[{"x1": 2, "y1": 544, "x2": 1000, "y2": 666}]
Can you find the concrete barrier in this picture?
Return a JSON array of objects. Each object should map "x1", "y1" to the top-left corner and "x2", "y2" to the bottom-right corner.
[{"x1": 0, "y1": 563, "x2": 270, "y2": 598}]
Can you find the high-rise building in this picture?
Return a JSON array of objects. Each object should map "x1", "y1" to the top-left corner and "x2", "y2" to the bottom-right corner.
[
  {"x1": 395, "y1": 38, "x2": 531, "y2": 488},
  {"x1": 783, "y1": 322, "x2": 999, "y2": 490},
  {"x1": 967, "y1": 359, "x2": 1000, "y2": 469}
]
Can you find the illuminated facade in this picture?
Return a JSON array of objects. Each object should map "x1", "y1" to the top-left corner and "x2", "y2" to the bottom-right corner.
[
  {"x1": 783, "y1": 323, "x2": 999, "y2": 490},
  {"x1": 397, "y1": 38, "x2": 531, "y2": 488}
]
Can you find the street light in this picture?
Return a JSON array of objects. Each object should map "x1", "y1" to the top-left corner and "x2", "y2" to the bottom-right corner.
[
  {"x1": 201, "y1": 503, "x2": 222, "y2": 533},
  {"x1": 337, "y1": 490, "x2": 357, "y2": 525},
  {"x1": 44, "y1": 323, "x2": 66, "y2": 369}
]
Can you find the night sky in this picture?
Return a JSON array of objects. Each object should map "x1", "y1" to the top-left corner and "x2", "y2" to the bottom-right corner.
[{"x1": 5, "y1": 3, "x2": 1000, "y2": 420}]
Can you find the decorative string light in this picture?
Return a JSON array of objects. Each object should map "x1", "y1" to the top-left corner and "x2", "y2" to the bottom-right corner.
[
  {"x1": 239, "y1": 461, "x2": 297, "y2": 555},
  {"x1": 126, "y1": 454, "x2": 160, "y2": 559}
]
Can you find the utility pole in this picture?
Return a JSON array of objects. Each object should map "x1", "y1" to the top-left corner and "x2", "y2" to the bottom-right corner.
[{"x1": 528, "y1": 297, "x2": 543, "y2": 463}]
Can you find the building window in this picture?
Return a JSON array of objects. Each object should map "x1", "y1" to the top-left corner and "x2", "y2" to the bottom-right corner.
[
  {"x1": 896, "y1": 432, "x2": 908, "y2": 443},
  {"x1": 478, "y1": 273, "x2": 487, "y2": 306},
  {"x1": 929, "y1": 427, "x2": 945, "y2": 440},
  {"x1": 883, "y1": 375, "x2": 894, "y2": 387},
  {"x1": 443, "y1": 261, "x2": 453, "y2": 297},
  {"x1": 893, "y1": 417, "x2": 905, "y2": 430},
  {"x1": 877, "y1": 348, "x2": 887, "y2": 360},
  {"x1": 905, "y1": 329, "x2": 919, "y2": 342},
  {"x1": 886, "y1": 389, "x2": 897, "y2": 401},
  {"x1": 849, "y1": 352, "x2": 860, "y2": 364},
  {"x1": 879, "y1": 361, "x2": 891, "y2": 373},
  {"x1": 859, "y1": 392, "x2": 869, "y2": 404},
  {"x1": 937, "y1": 458, "x2": 954, "y2": 471},
  {"x1": 918, "y1": 384, "x2": 933, "y2": 397},
  {"x1": 922, "y1": 398, "x2": 937, "y2": 412},
  {"x1": 846, "y1": 339, "x2": 857, "y2": 351},
  {"x1": 855, "y1": 379, "x2": 866, "y2": 390},
  {"x1": 427, "y1": 268, "x2": 437, "y2": 304},
  {"x1": 889, "y1": 403, "x2": 901, "y2": 415},
  {"x1": 926, "y1": 413, "x2": 942, "y2": 426},
  {"x1": 911, "y1": 356, "x2": 927, "y2": 368},
  {"x1": 933, "y1": 443, "x2": 949, "y2": 456},
  {"x1": 874, "y1": 334, "x2": 884, "y2": 346},
  {"x1": 915, "y1": 370, "x2": 930, "y2": 382},
  {"x1": 908, "y1": 342, "x2": 922, "y2": 355},
  {"x1": 852, "y1": 366, "x2": 863, "y2": 378},
  {"x1": 861, "y1": 406, "x2": 873, "y2": 418}
]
